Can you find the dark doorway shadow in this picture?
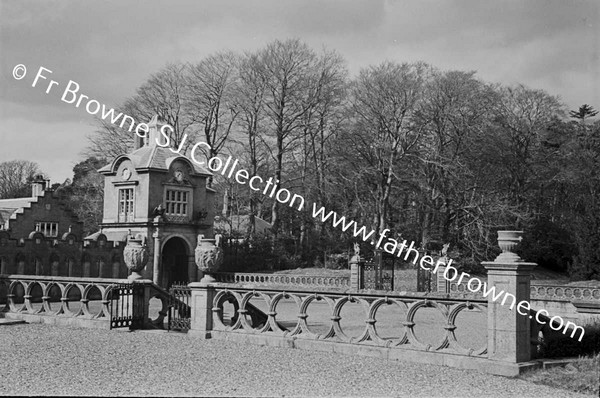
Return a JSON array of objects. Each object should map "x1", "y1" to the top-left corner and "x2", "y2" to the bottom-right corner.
[{"x1": 162, "y1": 237, "x2": 189, "y2": 288}]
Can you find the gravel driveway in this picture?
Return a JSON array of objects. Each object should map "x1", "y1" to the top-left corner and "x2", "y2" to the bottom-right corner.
[{"x1": 0, "y1": 324, "x2": 588, "y2": 397}]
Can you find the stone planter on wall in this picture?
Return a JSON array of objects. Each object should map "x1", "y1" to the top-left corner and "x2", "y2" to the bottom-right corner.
[
  {"x1": 123, "y1": 234, "x2": 149, "y2": 280},
  {"x1": 496, "y1": 230, "x2": 523, "y2": 263},
  {"x1": 195, "y1": 234, "x2": 223, "y2": 283}
]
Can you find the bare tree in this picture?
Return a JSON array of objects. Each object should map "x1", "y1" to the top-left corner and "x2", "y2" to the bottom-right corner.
[
  {"x1": 132, "y1": 62, "x2": 195, "y2": 149},
  {"x1": 255, "y1": 39, "x2": 319, "y2": 234},
  {"x1": 186, "y1": 52, "x2": 240, "y2": 161},
  {"x1": 87, "y1": 63, "x2": 193, "y2": 158},
  {"x1": 0, "y1": 160, "x2": 43, "y2": 199},
  {"x1": 344, "y1": 62, "x2": 429, "y2": 235},
  {"x1": 232, "y1": 52, "x2": 269, "y2": 237}
]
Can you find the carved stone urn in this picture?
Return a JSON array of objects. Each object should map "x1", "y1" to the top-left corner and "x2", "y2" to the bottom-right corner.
[
  {"x1": 123, "y1": 234, "x2": 149, "y2": 280},
  {"x1": 495, "y1": 230, "x2": 523, "y2": 262},
  {"x1": 195, "y1": 234, "x2": 223, "y2": 283}
]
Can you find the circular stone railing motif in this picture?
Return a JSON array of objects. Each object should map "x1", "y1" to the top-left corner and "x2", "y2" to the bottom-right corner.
[
  {"x1": 4, "y1": 278, "x2": 120, "y2": 321},
  {"x1": 210, "y1": 288, "x2": 488, "y2": 357}
]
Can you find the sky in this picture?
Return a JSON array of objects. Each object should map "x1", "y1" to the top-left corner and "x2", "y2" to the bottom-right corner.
[{"x1": 0, "y1": 0, "x2": 598, "y2": 184}]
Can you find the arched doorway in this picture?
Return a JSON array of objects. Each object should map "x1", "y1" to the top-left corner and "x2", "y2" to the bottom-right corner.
[{"x1": 162, "y1": 237, "x2": 189, "y2": 287}]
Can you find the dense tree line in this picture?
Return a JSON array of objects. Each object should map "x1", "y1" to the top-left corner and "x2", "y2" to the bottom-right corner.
[{"x1": 85, "y1": 39, "x2": 599, "y2": 279}]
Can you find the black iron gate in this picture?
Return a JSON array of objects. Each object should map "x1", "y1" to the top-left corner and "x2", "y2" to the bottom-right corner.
[
  {"x1": 168, "y1": 283, "x2": 191, "y2": 332},
  {"x1": 109, "y1": 283, "x2": 145, "y2": 330},
  {"x1": 417, "y1": 266, "x2": 433, "y2": 292},
  {"x1": 361, "y1": 250, "x2": 394, "y2": 291}
]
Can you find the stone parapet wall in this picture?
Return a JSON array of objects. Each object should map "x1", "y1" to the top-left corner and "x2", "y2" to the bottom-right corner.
[{"x1": 213, "y1": 272, "x2": 351, "y2": 288}]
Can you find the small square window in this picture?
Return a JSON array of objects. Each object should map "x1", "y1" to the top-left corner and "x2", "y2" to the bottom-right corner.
[{"x1": 165, "y1": 189, "x2": 190, "y2": 217}]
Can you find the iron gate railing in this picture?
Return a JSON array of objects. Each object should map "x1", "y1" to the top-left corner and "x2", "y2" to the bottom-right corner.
[
  {"x1": 417, "y1": 266, "x2": 433, "y2": 292},
  {"x1": 361, "y1": 250, "x2": 394, "y2": 291},
  {"x1": 109, "y1": 283, "x2": 145, "y2": 330},
  {"x1": 168, "y1": 282, "x2": 191, "y2": 332}
]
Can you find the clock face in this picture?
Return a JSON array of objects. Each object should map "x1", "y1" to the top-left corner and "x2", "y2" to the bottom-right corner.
[
  {"x1": 175, "y1": 170, "x2": 183, "y2": 182},
  {"x1": 122, "y1": 168, "x2": 131, "y2": 180}
]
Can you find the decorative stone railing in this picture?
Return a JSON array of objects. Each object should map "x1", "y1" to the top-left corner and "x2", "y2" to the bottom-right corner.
[
  {"x1": 447, "y1": 281, "x2": 600, "y2": 302},
  {"x1": 0, "y1": 274, "x2": 169, "y2": 328},
  {"x1": 530, "y1": 285, "x2": 600, "y2": 301},
  {"x1": 448, "y1": 282, "x2": 483, "y2": 297},
  {"x1": 0, "y1": 274, "x2": 119, "y2": 320},
  {"x1": 213, "y1": 272, "x2": 351, "y2": 288},
  {"x1": 199, "y1": 284, "x2": 488, "y2": 357}
]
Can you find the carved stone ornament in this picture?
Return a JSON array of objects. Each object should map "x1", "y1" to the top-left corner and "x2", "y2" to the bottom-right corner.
[
  {"x1": 195, "y1": 234, "x2": 223, "y2": 275},
  {"x1": 495, "y1": 230, "x2": 523, "y2": 262},
  {"x1": 123, "y1": 233, "x2": 149, "y2": 280}
]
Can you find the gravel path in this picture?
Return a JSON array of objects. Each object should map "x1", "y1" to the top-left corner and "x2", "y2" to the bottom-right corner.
[{"x1": 0, "y1": 324, "x2": 589, "y2": 397}]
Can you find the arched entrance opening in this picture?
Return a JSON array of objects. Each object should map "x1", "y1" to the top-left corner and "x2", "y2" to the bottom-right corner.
[{"x1": 162, "y1": 237, "x2": 190, "y2": 287}]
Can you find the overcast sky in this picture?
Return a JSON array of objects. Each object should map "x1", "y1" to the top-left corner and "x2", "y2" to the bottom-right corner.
[{"x1": 1, "y1": 0, "x2": 598, "y2": 183}]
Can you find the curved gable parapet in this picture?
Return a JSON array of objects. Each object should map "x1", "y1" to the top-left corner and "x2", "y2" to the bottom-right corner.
[
  {"x1": 61, "y1": 232, "x2": 78, "y2": 242},
  {"x1": 165, "y1": 155, "x2": 196, "y2": 174},
  {"x1": 97, "y1": 233, "x2": 108, "y2": 243},
  {"x1": 28, "y1": 231, "x2": 46, "y2": 240},
  {"x1": 99, "y1": 155, "x2": 132, "y2": 175}
]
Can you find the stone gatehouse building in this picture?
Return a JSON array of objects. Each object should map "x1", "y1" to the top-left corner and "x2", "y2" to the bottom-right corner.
[{"x1": 0, "y1": 116, "x2": 216, "y2": 287}]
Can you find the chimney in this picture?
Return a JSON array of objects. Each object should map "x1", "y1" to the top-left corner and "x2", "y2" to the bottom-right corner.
[{"x1": 31, "y1": 175, "x2": 46, "y2": 198}]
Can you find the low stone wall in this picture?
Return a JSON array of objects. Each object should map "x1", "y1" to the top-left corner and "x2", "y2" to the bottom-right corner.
[{"x1": 213, "y1": 272, "x2": 350, "y2": 288}]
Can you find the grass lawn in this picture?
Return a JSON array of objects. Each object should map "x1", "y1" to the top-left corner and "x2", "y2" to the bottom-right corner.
[{"x1": 521, "y1": 354, "x2": 600, "y2": 396}]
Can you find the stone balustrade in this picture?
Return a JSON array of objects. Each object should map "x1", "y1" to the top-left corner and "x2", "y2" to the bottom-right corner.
[
  {"x1": 213, "y1": 272, "x2": 351, "y2": 288},
  {"x1": 190, "y1": 233, "x2": 542, "y2": 377},
  {"x1": 206, "y1": 285, "x2": 488, "y2": 356},
  {"x1": 448, "y1": 281, "x2": 600, "y2": 300},
  {"x1": 0, "y1": 274, "x2": 168, "y2": 328},
  {"x1": 0, "y1": 275, "x2": 117, "y2": 323},
  {"x1": 530, "y1": 285, "x2": 600, "y2": 301}
]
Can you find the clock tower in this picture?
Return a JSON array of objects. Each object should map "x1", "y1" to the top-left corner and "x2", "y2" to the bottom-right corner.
[{"x1": 96, "y1": 115, "x2": 216, "y2": 287}]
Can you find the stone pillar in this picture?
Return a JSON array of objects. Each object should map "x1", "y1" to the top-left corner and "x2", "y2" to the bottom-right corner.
[
  {"x1": 188, "y1": 281, "x2": 216, "y2": 339},
  {"x1": 436, "y1": 265, "x2": 449, "y2": 294},
  {"x1": 140, "y1": 280, "x2": 152, "y2": 329},
  {"x1": 188, "y1": 256, "x2": 197, "y2": 283},
  {"x1": 152, "y1": 228, "x2": 161, "y2": 285},
  {"x1": 482, "y1": 230, "x2": 536, "y2": 364},
  {"x1": 349, "y1": 254, "x2": 361, "y2": 291}
]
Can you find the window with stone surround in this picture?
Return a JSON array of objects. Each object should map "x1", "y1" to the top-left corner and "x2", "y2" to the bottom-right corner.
[
  {"x1": 35, "y1": 222, "x2": 58, "y2": 237},
  {"x1": 165, "y1": 189, "x2": 190, "y2": 218},
  {"x1": 118, "y1": 188, "x2": 135, "y2": 222}
]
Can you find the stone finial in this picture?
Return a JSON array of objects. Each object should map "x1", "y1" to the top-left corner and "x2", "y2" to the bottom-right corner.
[{"x1": 495, "y1": 231, "x2": 523, "y2": 262}]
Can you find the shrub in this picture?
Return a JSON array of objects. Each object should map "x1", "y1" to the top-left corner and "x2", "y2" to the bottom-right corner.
[
  {"x1": 519, "y1": 218, "x2": 577, "y2": 274},
  {"x1": 538, "y1": 318, "x2": 600, "y2": 359}
]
